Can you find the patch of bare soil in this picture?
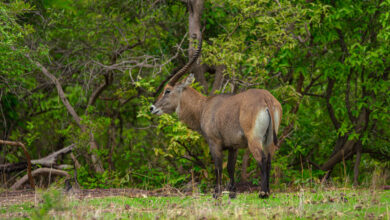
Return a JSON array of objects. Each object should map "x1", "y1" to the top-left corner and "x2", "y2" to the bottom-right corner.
[{"x1": 235, "y1": 182, "x2": 262, "y2": 193}]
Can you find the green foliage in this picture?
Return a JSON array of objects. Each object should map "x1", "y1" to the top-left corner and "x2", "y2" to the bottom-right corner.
[
  {"x1": 0, "y1": 0, "x2": 389, "y2": 191},
  {"x1": 31, "y1": 188, "x2": 67, "y2": 219}
]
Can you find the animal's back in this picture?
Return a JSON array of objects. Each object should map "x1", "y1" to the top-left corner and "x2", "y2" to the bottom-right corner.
[{"x1": 200, "y1": 89, "x2": 281, "y2": 150}]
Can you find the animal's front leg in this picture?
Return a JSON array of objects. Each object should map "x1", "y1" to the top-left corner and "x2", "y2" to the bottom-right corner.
[
  {"x1": 209, "y1": 141, "x2": 223, "y2": 199},
  {"x1": 213, "y1": 158, "x2": 223, "y2": 199},
  {"x1": 227, "y1": 149, "x2": 238, "y2": 199}
]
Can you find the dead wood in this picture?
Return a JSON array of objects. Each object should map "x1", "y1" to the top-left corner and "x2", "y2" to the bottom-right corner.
[
  {"x1": 0, "y1": 140, "x2": 35, "y2": 190},
  {"x1": 70, "y1": 153, "x2": 81, "y2": 169},
  {"x1": 31, "y1": 144, "x2": 75, "y2": 167},
  {"x1": 25, "y1": 54, "x2": 104, "y2": 173},
  {"x1": 11, "y1": 168, "x2": 70, "y2": 190},
  {"x1": 0, "y1": 162, "x2": 27, "y2": 173},
  {"x1": 0, "y1": 144, "x2": 75, "y2": 173}
]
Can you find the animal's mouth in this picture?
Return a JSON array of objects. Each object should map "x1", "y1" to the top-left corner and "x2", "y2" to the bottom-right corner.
[
  {"x1": 150, "y1": 105, "x2": 163, "y2": 115},
  {"x1": 151, "y1": 109, "x2": 163, "y2": 115}
]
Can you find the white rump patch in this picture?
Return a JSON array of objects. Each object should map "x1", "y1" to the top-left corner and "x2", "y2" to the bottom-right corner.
[{"x1": 253, "y1": 109, "x2": 270, "y2": 143}]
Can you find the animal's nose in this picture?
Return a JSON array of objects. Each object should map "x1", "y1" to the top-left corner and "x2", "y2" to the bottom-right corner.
[{"x1": 150, "y1": 105, "x2": 155, "y2": 112}]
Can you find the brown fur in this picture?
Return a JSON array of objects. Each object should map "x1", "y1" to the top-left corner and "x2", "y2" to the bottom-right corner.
[{"x1": 151, "y1": 76, "x2": 282, "y2": 198}]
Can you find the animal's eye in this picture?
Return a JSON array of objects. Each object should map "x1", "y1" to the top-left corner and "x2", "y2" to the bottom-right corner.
[{"x1": 164, "y1": 89, "x2": 171, "y2": 95}]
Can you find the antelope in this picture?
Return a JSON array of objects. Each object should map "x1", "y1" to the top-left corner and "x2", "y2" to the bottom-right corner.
[{"x1": 150, "y1": 37, "x2": 282, "y2": 199}]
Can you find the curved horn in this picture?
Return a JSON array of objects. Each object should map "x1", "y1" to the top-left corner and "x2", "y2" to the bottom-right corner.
[{"x1": 168, "y1": 37, "x2": 202, "y2": 86}]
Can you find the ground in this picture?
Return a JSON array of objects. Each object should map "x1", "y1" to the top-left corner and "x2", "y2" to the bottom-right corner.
[{"x1": 0, "y1": 187, "x2": 389, "y2": 219}]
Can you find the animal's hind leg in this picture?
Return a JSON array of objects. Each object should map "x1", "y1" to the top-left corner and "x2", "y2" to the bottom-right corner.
[
  {"x1": 259, "y1": 151, "x2": 270, "y2": 199},
  {"x1": 227, "y1": 149, "x2": 238, "y2": 199},
  {"x1": 240, "y1": 108, "x2": 272, "y2": 198},
  {"x1": 246, "y1": 138, "x2": 270, "y2": 199},
  {"x1": 266, "y1": 153, "x2": 271, "y2": 194}
]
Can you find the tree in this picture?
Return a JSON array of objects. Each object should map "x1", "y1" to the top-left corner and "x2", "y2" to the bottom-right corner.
[{"x1": 1, "y1": 0, "x2": 389, "y2": 189}]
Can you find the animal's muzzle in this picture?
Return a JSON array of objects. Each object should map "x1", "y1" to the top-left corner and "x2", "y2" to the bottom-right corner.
[{"x1": 150, "y1": 105, "x2": 162, "y2": 115}]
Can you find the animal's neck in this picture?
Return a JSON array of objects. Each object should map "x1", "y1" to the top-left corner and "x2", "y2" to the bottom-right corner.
[{"x1": 177, "y1": 87, "x2": 207, "y2": 132}]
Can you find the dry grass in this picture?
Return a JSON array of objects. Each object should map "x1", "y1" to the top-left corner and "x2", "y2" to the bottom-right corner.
[{"x1": 0, "y1": 187, "x2": 389, "y2": 219}]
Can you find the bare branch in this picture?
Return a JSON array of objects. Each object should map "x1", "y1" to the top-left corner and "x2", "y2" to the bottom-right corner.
[
  {"x1": 301, "y1": 92, "x2": 325, "y2": 98},
  {"x1": 345, "y1": 72, "x2": 356, "y2": 123},
  {"x1": 87, "y1": 74, "x2": 111, "y2": 108},
  {"x1": 325, "y1": 78, "x2": 340, "y2": 130},
  {"x1": 31, "y1": 144, "x2": 75, "y2": 167},
  {"x1": 11, "y1": 168, "x2": 70, "y2": 190},
  {"x1": 0, "y1": 140, "x2": 35, "y2": 189},
  {"x1": 176, "y1": 141, "x2": 206, "y2": 169},
  {"x1": 26, "y1": 54, "x2": 83, "y2": 129},
  {"x1": 70, "y1": 153, "x2": 81, "y2": 169},
  {"x1": 26, "y1": 55, "x2": 104, "y2": 173}
]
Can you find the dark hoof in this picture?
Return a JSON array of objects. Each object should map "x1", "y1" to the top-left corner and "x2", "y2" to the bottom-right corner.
[
  {"x1": 229, "y1": 192, "x2": 237, "y2": 199},
  {"x1": 259, "y1": 191, "x2": 269, "y2": 199}
]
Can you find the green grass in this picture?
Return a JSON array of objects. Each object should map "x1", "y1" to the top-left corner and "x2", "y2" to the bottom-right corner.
[{"x1": 1, "y1": 188, "x2": 389, "y2": 219}]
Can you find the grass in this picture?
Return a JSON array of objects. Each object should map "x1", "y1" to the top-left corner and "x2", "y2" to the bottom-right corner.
[{"x1": 1, "y1": 188, "x2": 389, "y2": 219}]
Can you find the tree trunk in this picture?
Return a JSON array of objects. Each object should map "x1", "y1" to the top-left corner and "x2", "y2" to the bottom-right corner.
[
  {"x1": 188, "y1": 0, "x2": 207, "y2": 91},
  {"x1": 353, "y1": 144, "x2": 362, "y2": 186},
  {"x1": 241, "y1": 149, "x2": 251, "y2": 182},
  {"x1": 89, "y1": 139, "x2": 104, "y2": 173},
  {"x1": 210, "y1": 65, "x2": 226, "y2": 94},
  {"x1": 321, "y1": 140, "x2": 356, "y2": 171}
]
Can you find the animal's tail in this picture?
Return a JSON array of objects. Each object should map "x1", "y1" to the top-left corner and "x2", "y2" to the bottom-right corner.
[{"x1": 265, "y1": 107, "x2": 278, "y2": 147}]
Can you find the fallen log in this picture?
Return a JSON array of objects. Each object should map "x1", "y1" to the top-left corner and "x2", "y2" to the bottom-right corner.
[
  {"x1": 31, "y1": 144, "x2": 75, "y2": 167},
  {"x1": 0, "y1": 140, "x2": 35, "y2": 190},
  {"x1": 0, "y1": 162, "x2": 28, "y2": 173},
  {"x1": 11, "y1": 168, "x2": 70, "y2": 190},
  {"x1": 0, "y1": 144, "x2": 75, "y2": 173}
]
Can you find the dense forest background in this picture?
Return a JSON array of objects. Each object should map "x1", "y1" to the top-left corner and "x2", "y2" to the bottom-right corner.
[{"x1": 0, "y1": 0, "x2": 389, "y2": 191}]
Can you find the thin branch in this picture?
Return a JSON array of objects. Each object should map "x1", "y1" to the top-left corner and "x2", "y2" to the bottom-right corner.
[
  {"x1": 301, "y1": 92, "x2": 325, "y2": 98},
  {"x1": 325, "y1": 78, "x2": 340, "y2": 130},
  {"x1": 87, "y1": 74, "x2": 111, "y2": 108},
  {"x1": 26, "y1": 54, "x2": 83, "y2": 129},
  {"x1": 0, "y1": 140, "x2": 35, "y2": 189},
  {"x1": 336, "y1": 29, "x2": 349, "y2": 62},
  {"x1": 307, "y1": 159, "x2": 321, "y2": 170},
  {"x1": 303, "y1": 73, "x2": 321, "y2": 92},
  {"x1": 345, "y1": 72, "x2": 356, "y2": 123},
  {"x1": 31, "y1": 144, "x2": 75, "y2": 167},
  {"x1": 176, "y1": 141, "x2": 206, "y2": 169}
]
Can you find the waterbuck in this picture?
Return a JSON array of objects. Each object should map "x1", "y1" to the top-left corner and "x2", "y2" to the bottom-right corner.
[{"x1": 150, "y1": 37, "x2": 282, "y2": 199}]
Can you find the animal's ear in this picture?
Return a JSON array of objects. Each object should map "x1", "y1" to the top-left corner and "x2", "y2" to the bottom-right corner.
[
  {"x1": 184, "y1": 74, "x2": 195, "y2": 86},
  {"x1": 178, "y1": 74, "x2": 195, "y2": 90}
]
